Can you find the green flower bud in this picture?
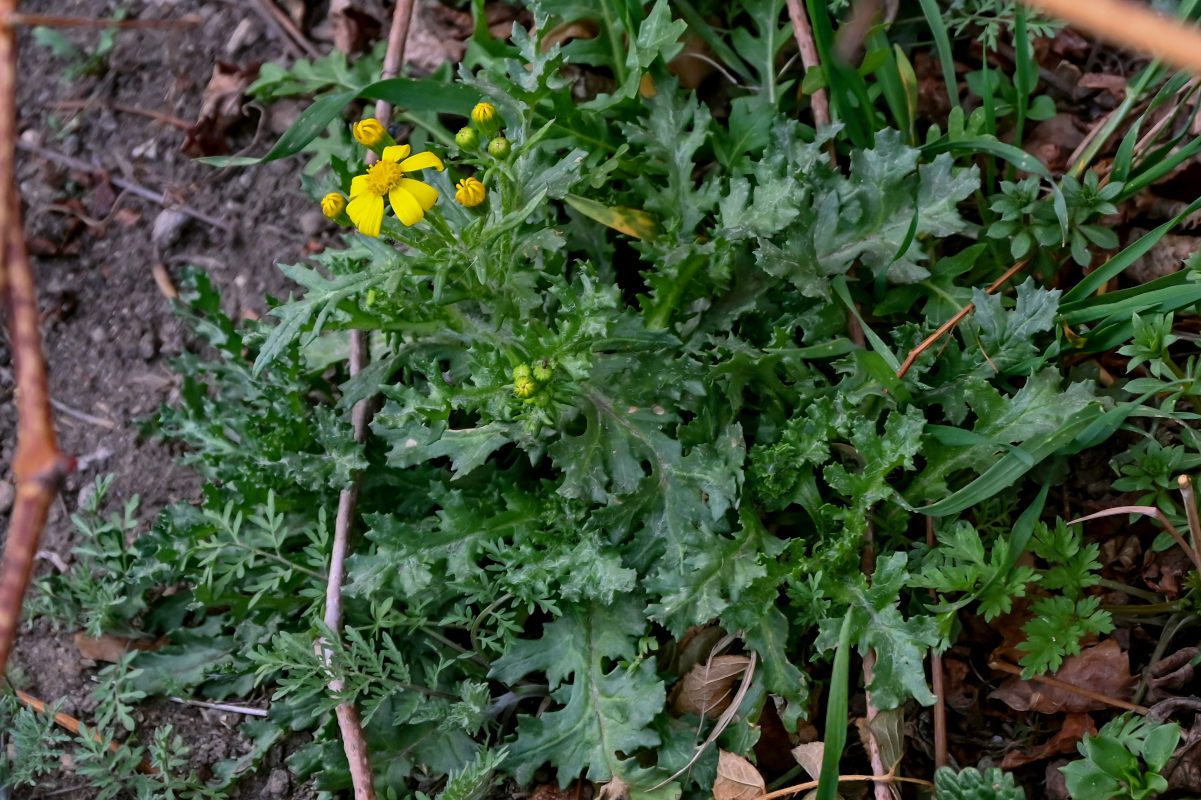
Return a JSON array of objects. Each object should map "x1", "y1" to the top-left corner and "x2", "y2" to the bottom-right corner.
[
  {"x1": 512, "y1": 364, "x2": 532, "y2": 381},
  {"x1": 455, "y1": 126, "x2": 480, "y2": 150},
  {"x1": 531, "y1": 360, "x2": 553, "y2": 382},
  {"x1": 487, "y1": 137, "x2": 511, "y2": 159},
  {"x1": 514, "y1": 376, "x2": 537, "y2": 398}
]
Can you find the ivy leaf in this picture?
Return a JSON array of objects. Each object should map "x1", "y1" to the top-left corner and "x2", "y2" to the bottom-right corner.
[
  {"x1": 816, "y1": 553, "x2": 939, "y2": 709},
  {"x1": 491, "y1": 597, "x2": 665, "y2": 785}
]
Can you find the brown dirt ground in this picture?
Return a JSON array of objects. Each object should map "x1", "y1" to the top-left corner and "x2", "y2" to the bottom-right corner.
[{"x1": 2, "y1": 1, "x2": 348, "y2": 796}]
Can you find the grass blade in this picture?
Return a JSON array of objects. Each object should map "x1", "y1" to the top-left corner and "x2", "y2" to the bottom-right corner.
[{"x1": 816, "y1": 610, "x2": 854, "y2": 800}]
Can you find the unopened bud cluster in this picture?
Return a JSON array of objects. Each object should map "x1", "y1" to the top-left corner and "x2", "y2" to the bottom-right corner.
[
  {"x1": 456, "y1": 101, "x2": 511, "y2": 162},
  {"x1": 512, "y1": 360, "x2": 555, "y2": 402}
]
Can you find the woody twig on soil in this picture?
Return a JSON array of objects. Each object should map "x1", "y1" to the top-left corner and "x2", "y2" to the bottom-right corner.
[
  {"x1": 896, "y1": 258, "x2": 1030, "y2": 379},
  {"x1": 14, "y1": 689, "x2": 158, "y2": 774},
  {"x1": 0, "y1": 0, "x2": 72, "y2": 681},
  {"x1": 988, "y1": 658, "x2": 1151, "y2": 714},
  {"x1": 316, "y1": 2, "x2": 417, "y2": 798},
  {"x1": 783, "y1": 0, "x2": 830, "y2": 130},
  {"x1": 15, "y1": 140, "x2": 232, "y2": 231},
  {"x1": 250, "y1": 0, "x2": 319, "y2": 60}
]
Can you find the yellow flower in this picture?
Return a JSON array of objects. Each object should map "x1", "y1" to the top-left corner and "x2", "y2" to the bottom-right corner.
[
  {"x1": 321, "y1": 192, "x2": 347, "y2": 219},
  {"x1": 470, "y1": 102, "x2": 502, "y2": 137},
  {"x1": 353, "y1": 118, "x2": 391, "y2": 149},
  {"x1": 455, "y1": 177, "x2": 486, "y2": 208},
  {"x1": 346, "y1": 144, "x2": 445, "y2": 237}
]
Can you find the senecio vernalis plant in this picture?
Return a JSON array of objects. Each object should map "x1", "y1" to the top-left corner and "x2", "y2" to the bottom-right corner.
[{"x1": 19, "y1": 1, "x2": 1195, "y2": 798}]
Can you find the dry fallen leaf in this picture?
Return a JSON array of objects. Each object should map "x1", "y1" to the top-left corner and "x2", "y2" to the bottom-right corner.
[
  {"x1": 990, "y1": 640, "x2": 1134, "y2": 713},
  {"x1": 714, "y1": 750, "x2": 765, "y2": 800},
  {"x1": 1000, "y1": 712, "x2": 1096, "y2": 768},
  {"x1": 329, "y1": 0, "x2": 381, "y2": 55},
  {"x1": 182, "y1": 61, "x2": 260, "y2": 157},
  {"x1": 673, "y1": 654, "x2": 750, "y2": 718},
  {"x1": 74, "y1": 632, "x2": 165, "y2": 663},
  {"x1": 1147, "y1": 647, "x2": 1199, "y2": 703},
  {"x1": 791, "y1": 741, "x2": 824, "y2": 780}
]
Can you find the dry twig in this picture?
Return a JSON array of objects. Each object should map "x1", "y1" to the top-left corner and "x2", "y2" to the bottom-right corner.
[
  {"x1": 896, "y1": 258, "x2": 1030, "y2": 379},
  {"x1": 755, "y1": 771, "x2": 932, "y2": 800},
  {"x1": 8, "y1": 13, "x2": 200, "y2": 30},
  {"x1": 1022, "y1": 0, "x2": 1201, "y2": 76},
  {"x1": 315, "y1": 2, "x2": 418, "y2": 798},
  {"x1": 988, "y1": 658, "x2": 1151, "y2": 715},
  {"x1": 15, "y1": 140, "x2": 232, "y2": 231},
  {"x1": 249, "y1": 0, "x2": 319, "y2": 60},
  {"x1": 14, "y1": 689, "x2": 158, "y2": 774},
  {"x1": 784, "y1": 0, "x2": 831, "y2": 129},
  {"x1": 0, "y1": 0, "x2": 71, "y2": 681}
]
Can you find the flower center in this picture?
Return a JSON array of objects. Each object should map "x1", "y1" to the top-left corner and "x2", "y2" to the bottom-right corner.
[{"x1": 365, "y1": 160, "x2": 404, "y2": 195}]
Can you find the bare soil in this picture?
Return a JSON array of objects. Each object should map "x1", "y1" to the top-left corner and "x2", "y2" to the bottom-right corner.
[{"x1": 2, "y1": 1, "x2": 342, "y2": 796}]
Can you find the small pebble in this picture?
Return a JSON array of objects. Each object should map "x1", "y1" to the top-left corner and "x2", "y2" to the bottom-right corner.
[
  {"x1": 264, "y1": 768, "x2": 289, "y2": 797},
  {"x1": 0, "y1": 480, "x2": 14, "y2": 514},
  {"x1": 138, "y1": 330, "x2": 159, "y2": 361},
  {"x1": 151, "y1": 209, "x2": 190, "y2": 249},
  {"x1": 299, "y1": 209, "x2": 327, "y2": 237}
]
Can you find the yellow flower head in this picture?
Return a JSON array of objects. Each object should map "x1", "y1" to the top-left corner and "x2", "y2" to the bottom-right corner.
[
  {"x1": 353, "y1": 118, "x2": 392, "y2": 149},
  {"x1": 321, "y1": 192, "x2": 347, "y2": 219},
  {"x1": 346, "y1": 144, "x2": 445, "y2": 237},
  {"x1": 470, "y1": 102, "x2": 502, "y2": 137},
  {"x1": 455, "y1": 177, "x2": 486, "y2": 208}
]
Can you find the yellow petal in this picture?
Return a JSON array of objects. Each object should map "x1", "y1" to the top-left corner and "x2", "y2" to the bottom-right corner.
[
  {"x1": 389, "y1": 187, "x2": 425, "y2": 226},
  {"x1": 398, "y1": 178, "x2": 438, "y2": 211},
  {"x1": 382, "y1": 144, "x2": 411, "y2": 163},
  {"x1": 349, "y1": 174, "x2": 370, "y2": 198},
  {"x1": 399, "y1": 151, "x2": 445, "y2": 173},
  {"x1": 347, "y1": 193, "x2": 385, "y2": 237}
]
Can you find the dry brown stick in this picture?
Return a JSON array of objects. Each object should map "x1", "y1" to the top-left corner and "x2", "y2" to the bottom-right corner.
[
  {"x1": 0, "y1": 0, "x2": 71, "y2": 681},
  {"x1": 859, "y1": 520, "x2": 892, "y2": 800},
  {"x1": 8, "y1": 13, "x2": 200, "y2": 29},
  {"x1": 1022, "y1": 0, "x2": 1201, "y2": 76},
  {"x1": 896, "y1": 258, "x2": 1030, "y2": 379},
  {"x1": 249, "y1": 0, "x2": 319, "y2": 60},
  {"x1": 14, "y1": 689, "x2": 158, "y2": 774},
  {"x1": 1177, "y1": 474, "x2": 1201, "y2": 564},
  {"x1": 784, "y1": 0, "x2": 831, "y2": 129},
  {"x1": 925, "y1": 516, "x2": 948, "y2": 770},
  {"x1": 47, "y1": 99, "x2": 191, "y2": 130},
  {"x1": 988, "y1": 658, "x2": 1151, "y2": 714},
  {"x1": 860, "y1": 652, "x2": 893, "y2": 800},
  {"x1": 756, "y1": 771, "x2": 933, "y2": 800},
  {"x1": 15, "y1": 140, "x2": 232, "y2": 231},
  {"x1": 316, "y1": 2, "x2": 416, "y2": 798}
]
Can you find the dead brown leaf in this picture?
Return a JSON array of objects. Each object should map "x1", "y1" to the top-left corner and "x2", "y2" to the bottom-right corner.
[
  {"x1": 1000, "y1": 712, "x2": 1096, "y2": 768},
  {"x1": 329, "y1": 0, "x2": 381, "y2": 55},
  {"x1": 713, "y1": 750, "x2": 764, "y2": 800},
  {"x1": 990, "y1": 640, "x2": 1134, "y2": 713},
  {"x1": 673, "y1": 654, "x2": 750, "y2": 718},
  {"x1": 530, "y1": 784, "x2": 574, "y2": 800},
  {"x1": 182, "y1": 62, "x2": 260, "y2": 157},
  {"x1": 791, "y1": 741, "x2": 824, "y2": 780},
  {"x1": 1147, "y1": 647, "x2": 1199, "y2": 703},
  {"x1": 1076, "y1": 73, "x2": 1128, "y2": 106},
  {"x1": 942, "y1": 654, "x2": 978, "y2": 712},
  {"x1": 74, "y1": 632, "x2": 165, "y2": 663}
]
